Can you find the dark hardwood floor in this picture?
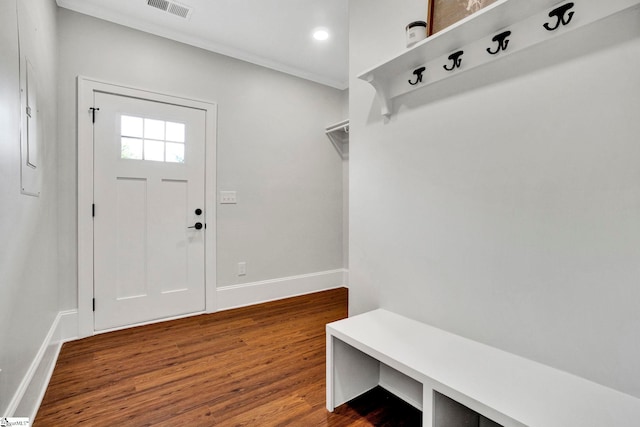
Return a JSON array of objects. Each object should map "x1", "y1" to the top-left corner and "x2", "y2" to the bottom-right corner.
[{"x1": 35, "y1": 288, "x2": 421, "y2": 426}]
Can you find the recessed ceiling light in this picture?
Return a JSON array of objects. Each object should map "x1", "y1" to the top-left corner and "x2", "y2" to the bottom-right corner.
[{"x1": 313, "y1": 28, "x2": 330, "y2": 41}]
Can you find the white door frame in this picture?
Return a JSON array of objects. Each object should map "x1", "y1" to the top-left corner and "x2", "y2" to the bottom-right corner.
[{"x1": 77, "y1": 76, "x2": 217, "y2": 338}]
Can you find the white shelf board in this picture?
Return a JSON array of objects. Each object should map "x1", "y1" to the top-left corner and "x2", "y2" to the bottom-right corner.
[
  {"x1": 325, "y1": 119, "x2": 349, "y2": 137},
  {"x1": 358, "y1": 0, "x2": 640, "y2": 117},
  {"x1": 325, "y1": 119, "x2": 349, "y2": 157}
]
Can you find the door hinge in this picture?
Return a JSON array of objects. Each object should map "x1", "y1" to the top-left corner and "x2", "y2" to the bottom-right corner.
[
  {"x1": 92, "y1": 203, "x2": 95, "y2": 217},
  {"x1": 89, "y1": 107, "x2": 100, "y2": 123},
  {"x1": 92, "y1": 298, "x2": 96, "y2": 312}
]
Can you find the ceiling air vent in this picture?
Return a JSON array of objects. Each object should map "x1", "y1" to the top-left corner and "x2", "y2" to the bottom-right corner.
[
  {"x1": 147, "y1": 0, "x2": 169, "y2": 11},
  {"x1": 147, "y1": 0, "x2": 192, "y2": 19},
  {"x1": 168, "y1": 3, "x2": 190, "y2": 18}
]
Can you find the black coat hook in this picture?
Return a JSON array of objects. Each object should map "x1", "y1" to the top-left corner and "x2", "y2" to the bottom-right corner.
[
  {"x1": 408, "y1": 66, "x2": 426, "y2": 85},
  {"x1": 543, "y1": 2, "x2": 575, "y2": 31},
  {"x1": 486, "y1": 31, "x2": 511, "y2": 55},
  {"x1": 443, "y1": 51, "x2": 464, "y2": 71}
]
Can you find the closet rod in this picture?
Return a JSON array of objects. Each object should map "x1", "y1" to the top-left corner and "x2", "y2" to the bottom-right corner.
[{"x1": 325, "y1": 120, "x2": 349, "y2": 134}]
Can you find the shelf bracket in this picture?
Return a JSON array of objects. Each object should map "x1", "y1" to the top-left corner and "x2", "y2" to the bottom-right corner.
[{"x1": 363, "y1": 74, "x2": 392, "y2": 118}]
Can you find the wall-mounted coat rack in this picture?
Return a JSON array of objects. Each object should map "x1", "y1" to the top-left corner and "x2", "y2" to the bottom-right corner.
[{"x1": 358, "y1": 0, "x2": 640, "y2": 117}]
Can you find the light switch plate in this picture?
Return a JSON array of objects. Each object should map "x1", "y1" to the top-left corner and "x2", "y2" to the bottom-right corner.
[{"x1": 220, "y1": 191, "x2": 237, "y2": 204}]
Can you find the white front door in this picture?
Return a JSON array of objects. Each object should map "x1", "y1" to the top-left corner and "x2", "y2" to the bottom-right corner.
[{"x1": 93, "y1": 91, "x2": 207, "y2": 331}]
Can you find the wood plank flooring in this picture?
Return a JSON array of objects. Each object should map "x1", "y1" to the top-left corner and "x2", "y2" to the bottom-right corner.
[{"x1": 36, "y1": 288, "x2": 421, "y2": 426}]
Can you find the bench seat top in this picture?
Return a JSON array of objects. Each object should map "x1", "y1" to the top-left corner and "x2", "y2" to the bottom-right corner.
[{"x1": 327, "y1": 309, "x2": 640, "y2": 427}]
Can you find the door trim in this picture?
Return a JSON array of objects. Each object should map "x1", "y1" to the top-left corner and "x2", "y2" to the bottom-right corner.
[{"x1": 77, "y1": 76, "x2": 217, "y2": 338}]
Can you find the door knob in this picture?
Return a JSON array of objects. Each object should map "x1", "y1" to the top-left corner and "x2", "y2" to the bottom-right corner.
[{"x1": 188, "y1": 222, "x2": 203, "y2": 230}]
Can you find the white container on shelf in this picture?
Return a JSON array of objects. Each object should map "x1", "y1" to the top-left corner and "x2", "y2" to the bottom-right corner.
[{"x1": 406, "y1": 21, "x2": 427, "y2": 47}]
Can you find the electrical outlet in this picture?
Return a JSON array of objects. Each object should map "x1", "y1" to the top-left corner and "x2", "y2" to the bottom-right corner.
[
  {"x1": 238, "y1": 262, "x2": 246, "y2": 276},
  {"x1": 220, "y1": 191, "x2": 237, "y2": 204}
]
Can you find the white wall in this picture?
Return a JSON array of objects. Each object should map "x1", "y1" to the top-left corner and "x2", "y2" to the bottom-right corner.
[
  {"x1": 57, "y1": 9, "x2": 346, "y2": 311},
  {"x1": 349, "y1": 0, "x2": 640, "y2": 399},
  {"x1": 0, "y1": 0, "x2": 59, "y2": 414},
  {"x1": 341, "y1": 89, "x2": 350, "y2": 272}
]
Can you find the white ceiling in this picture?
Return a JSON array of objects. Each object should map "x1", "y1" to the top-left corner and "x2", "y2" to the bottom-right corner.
[{"x1": 56, "y1": 0, "x2": 349, "y2": 89}]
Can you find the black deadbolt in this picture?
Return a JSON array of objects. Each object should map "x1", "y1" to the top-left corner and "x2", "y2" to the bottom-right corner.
[{"x1": 195, "y1": 208, "x2": 203, "y2": 215}]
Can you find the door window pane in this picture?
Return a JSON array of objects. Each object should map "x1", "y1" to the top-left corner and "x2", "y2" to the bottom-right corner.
[
  {"x1": 144, "y1": 139, "x2": 165, "y2": 161},
  {"x1": 166, "y1": 142, "x2": 185, "y2": 163},
  {"x1": 121, "y1": 137, "x2": 143, "y2": 160},
  {"x1": 121, "y1": 116, "x2": 143, "y2": 138},
  {"x1": 144, "y1": 118, "x2": 165, "y2": 140},
  {"x1": 166, "y1": 122, "x2": 185, "y2": 143}
]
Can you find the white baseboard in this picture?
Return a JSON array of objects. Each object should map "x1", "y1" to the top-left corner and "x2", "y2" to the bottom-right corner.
[
  {"x1": 58, "y1": 309, "x2": 79, "y2": 343},
  {"x1": 7, "y1": 309, "x2": 78, "y2": 420},
  {"x1": 217, "y1": 268, "x2": 348, "y2": 311}
]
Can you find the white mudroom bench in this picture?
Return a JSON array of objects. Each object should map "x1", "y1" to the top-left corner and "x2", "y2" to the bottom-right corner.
[{"x1": 326, "y1": 309, "x2": 640, "y2": 427}]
